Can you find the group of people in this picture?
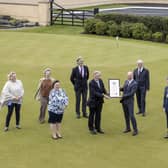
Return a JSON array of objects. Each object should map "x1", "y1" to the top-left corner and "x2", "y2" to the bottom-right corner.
[
  {"x1": 0, "y1": 57, "x2": 167, "y2": 139},
  {"x1": 70, "y1": 57, "x2": 150, "y2": 136}
]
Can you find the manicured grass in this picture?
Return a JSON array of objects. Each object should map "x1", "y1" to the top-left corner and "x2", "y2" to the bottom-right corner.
[
  {"x1": 0, "y1": 27, "x2": 168, "y2": 168},
  {"x1": 15, "y1": 25, "x2": 83, "y2": 35}
]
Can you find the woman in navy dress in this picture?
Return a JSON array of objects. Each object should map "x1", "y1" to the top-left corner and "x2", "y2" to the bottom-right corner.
[{"x1": 163, "y1": 77, "x2": 168, "y2": 138}]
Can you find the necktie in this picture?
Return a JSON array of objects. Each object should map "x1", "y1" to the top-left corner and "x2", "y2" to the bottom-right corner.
[
  {"x1": 97, "y1": 80, "x2": 100, "y2": 88},
  {"x1": 81, "y1": 67, "x2": 83, "y2": 77},
  {"x1": 138, "y1": 68, "x2": 141, "y2": 76}
]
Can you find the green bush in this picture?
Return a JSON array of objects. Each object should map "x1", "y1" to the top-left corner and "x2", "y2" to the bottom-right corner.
[
  {"x1": 120, "y1": 22, "x2": 133, "y2": 38},
  {"x1": 143, "y1": 32, "x2": 152, "y2": 41},
  {"x1": 132, "y1": 23, "x2": 148, "y2": 39},
  {"x1": 95, "y1": 21, "x2": 107, "y2": 35},
  {"x1": 165, "y1": 34, "x2": 168, "y2": 43},
  {"x1": 84, "y1": 14, "x2": 168, "y2": 43},
  {"x1": 96, "y1": 13, "x2": 168, "y2": 34},
  {"x1": 84, "y1": 18, "x2": 99, "y2": 34},
  {"x1": 106, "y1": 23, "x2": 120, "y2": 36},
  {"x1": 152, "y1": 32, "x2": 164, "y2": 42}
]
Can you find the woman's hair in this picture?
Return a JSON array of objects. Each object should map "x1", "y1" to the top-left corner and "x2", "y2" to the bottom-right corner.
[
  {"x1": 52, "y1": 80, "x2": 60, "y2": 88},
  {"x1": 8, "y1": 71, "x2": 16, "y2": 80}
]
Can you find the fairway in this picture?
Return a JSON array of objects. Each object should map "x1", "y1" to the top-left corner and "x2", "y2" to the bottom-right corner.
[{"x1": 0, "y1": 29, "x2": 168, "y2": 168}]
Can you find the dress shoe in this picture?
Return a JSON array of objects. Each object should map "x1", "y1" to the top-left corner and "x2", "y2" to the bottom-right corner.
[
  {"x1": 164, "y1": 134, "x2": 168, "y2": 139},
  {"x1": 132, "y1": 130, "x2": 138, "y2": 136},
  {"x1": 90, "y1": 129, "x2": 97, "y2": 135},
  {"x1": 97, "y1": 130, "x2": 105, "y2": 134},
  {"x1": 136, "y1": 112, "x2": 142, "y2": 115},
  {"x1": 83, "y1": 115, "x2": 88, "y2": 118},
  {"x1": 123, "y1": 129, "x2": 131, "y2": 133},
  {"x1": 142, "y1": 113, "x2": 146, "y2": 117},
  {"x1": 76, "y1": 114, "x2": 80, "y2": 119}
]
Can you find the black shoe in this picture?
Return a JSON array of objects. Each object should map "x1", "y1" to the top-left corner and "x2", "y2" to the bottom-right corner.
[
  {"x1": 136, "y1": 112, "x2": 142, "y2": 115},
  {"x1": 76, "y1": 114, "x2": 80, "y2": 119},
  {"x1": 164, "y1": 134, "x2": 168, "y2": 139},
  {"x1": 90, "y1": 129, "x2": 97, "y2": 135},
  {"x1": 142, "y1": 113, "x2": 146, "y2": 117},
  {"x1": 83, "y1": 115, "x2": 88, "y2": 118},
  {"x1": 123, "y1": 129, "x2": 131, "y2": 133},
  {"x1": 97, "y1": 130, "x2": 105, "y2": 134},
  {"x1": 132, "y1": 130, "x2": 138, "y2": 136}
]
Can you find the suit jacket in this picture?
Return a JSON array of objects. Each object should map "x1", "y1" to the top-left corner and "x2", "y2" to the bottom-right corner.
[
  {"x1": 70, "y1": 65, "x2": 89, "y2": 91},
  {"x1": 163, "y1": 86, "x2": 168, "y2": 112},
  {"x1": 120, "y1": 80, "x2": 137, "y2": 105},
  {"x1": 133, "y1": 67, "x2": 150, "y2": 90},
  {"x1": 87, "y1": 79, "x2": 107, "y2": 107}
]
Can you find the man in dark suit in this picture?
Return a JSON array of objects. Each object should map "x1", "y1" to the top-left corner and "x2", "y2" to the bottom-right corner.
[
  {"x1": 87, "y1": 71, "x2": 110, "y2": 134},
  {"x1": 120, "y1": 71, "x2": 138, "y2": 136},
  {"x1": 133, "y1": 59, "x2": 150, "y2": 117},
  {"x1": 70, "y1": 57, "x2": 89, "y2": 119},
  {"x1": 163, "y1": 77, "x2": 168, "y2": 138}
]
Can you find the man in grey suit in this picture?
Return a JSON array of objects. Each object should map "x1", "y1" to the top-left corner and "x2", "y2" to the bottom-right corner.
[
  {"x1": 120, "y1": 71, "x2": 138, "y2": 136},
  {"x1": 133, "y1": 59, "x2": 150, "y2": 117}
]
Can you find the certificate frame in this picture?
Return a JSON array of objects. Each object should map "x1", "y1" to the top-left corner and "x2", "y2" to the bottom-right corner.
[{"x1": 108, "y1": 79, "x2": 121, "y2": 98}]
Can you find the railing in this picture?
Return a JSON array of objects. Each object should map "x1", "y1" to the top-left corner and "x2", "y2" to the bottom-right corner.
[{"x1": 50, "y1": 1, "x2": 99, "y2": 26}]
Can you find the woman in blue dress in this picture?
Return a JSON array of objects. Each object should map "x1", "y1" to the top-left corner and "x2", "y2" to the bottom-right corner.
[
  {"x1": 48, "y1": 80, "x2": 68, "y2": 140},
  {"x1": 163, "y1": 77, "x2": 168, "y2": 138}
]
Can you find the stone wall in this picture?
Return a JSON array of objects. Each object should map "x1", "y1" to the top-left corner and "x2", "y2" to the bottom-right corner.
[{"x1": 0, "y1": 0, "x2": 51, "y2": 25}]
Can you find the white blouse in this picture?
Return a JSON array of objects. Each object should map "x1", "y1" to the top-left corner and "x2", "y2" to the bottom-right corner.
[{"x1": 1, "y1": 80, "x2": 24, "y2": 104}]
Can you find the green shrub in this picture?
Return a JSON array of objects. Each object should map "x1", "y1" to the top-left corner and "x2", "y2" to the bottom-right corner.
[
  {"x1": 106, "y1": 20, "x2": 116, "y2": 26},
  {"x1": 106, "y1": 23, "x2": 120, "y2": 36},
  {"x1": 96, "y1": 13, "x2": 168, "y2": 34},
  {"x1": 120, "y1": 22, "x2": 133, "y2": 38},
  {"x1": 95, "y1": 21, "x2": 107, "y2": 35},
  {"x1": 143, "y1": 32, "x2": 152, "y2": 41},
  {"x1": 132, "y1": 23, "x2": 148, "y2": 39},
  {"x1": 152, "y1": 32, "x2": 164, "y2": 42},
  {"x1": 165, "y1": 34, "x2": 168, "y2": 43},
  {"x1": 84, "y1": 18, "x2": 99, "y2": 34}
]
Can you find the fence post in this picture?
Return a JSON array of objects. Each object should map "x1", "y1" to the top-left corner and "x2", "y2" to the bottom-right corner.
[
  {"x1": 82, "y1": 10, "x2": 85, "y2": 26},
  {"x1": 72, "y1": 10, "x2": 74, "y2": 26},
  {"x1": 94, "y1": 8, "x2": 99, "y2": 15},
  {"x1": 61, "y1": 9, "x2": 63, "y2": 25},
  {"x1": 49, "y1": 0, "x2": 53, "y2": 25}
]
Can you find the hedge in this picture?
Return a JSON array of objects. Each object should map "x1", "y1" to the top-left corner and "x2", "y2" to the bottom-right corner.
[
  {"x1": 95, "y1": 13, "x2": 168, "y2": 34},
  {"x1": 84, "y1": 13, "x2": 168, "y2": 43}
]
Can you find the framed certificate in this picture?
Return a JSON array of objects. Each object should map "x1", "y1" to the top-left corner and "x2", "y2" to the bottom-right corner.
[{"x1": 108, "y1": 79, "x2": 120, "y2": 98}]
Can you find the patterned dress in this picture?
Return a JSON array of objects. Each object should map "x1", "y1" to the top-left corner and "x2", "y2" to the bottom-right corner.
[{"x1": 48, "y1": 88, "x2": 68, "y2": 114}]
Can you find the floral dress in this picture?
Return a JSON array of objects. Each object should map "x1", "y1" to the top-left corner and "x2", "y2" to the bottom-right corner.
[{"x1": 48, "y1": 88, "x2": 68, "y2": 114}]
